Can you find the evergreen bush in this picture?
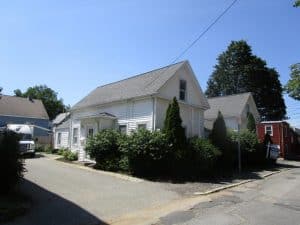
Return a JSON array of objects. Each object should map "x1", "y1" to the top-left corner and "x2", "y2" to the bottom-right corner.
[{"x1": 0, "y1": 130, "x2": 25, "y2": 194}]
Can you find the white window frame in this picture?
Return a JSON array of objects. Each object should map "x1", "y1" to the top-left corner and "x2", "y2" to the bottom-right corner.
[
  {"x1": 87, "y1": 127, "x2": 94, "y2": 138},
  {"x1": 118, "y1": 124, "x2": 127, "y2": 134},
  {"x1": 73, "y1": 127, "x2": 79, "y2": 145},
  {"x1": 137, "y1": 123, "x2": 147, "y2": 130},
  {"x1": 179, "y1": 79, "x2": 187, "y2": 101},
  {"x1": 57, "y1": 132, "x2": 61, "y2": 145},
  {"x1": 265, "y1": 125, "x2": 273, "y2": 136}
]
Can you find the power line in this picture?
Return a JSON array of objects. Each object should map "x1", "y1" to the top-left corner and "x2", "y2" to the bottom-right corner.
[
  {"x1": 171, "y1": 0, "x2": 239, "y2": 64},
  {"x1": 147, "y1": 0, "x2": 239, "y2": 87}
]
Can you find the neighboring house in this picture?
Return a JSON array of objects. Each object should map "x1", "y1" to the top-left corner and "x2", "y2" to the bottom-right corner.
[
  {"x1": 257, "y1": 121, "x2": 300, "y2": 158},
  {"x1": 59, "y1": 61, "x2": 209, "y2": 161},
  {"x1": 0, "y1": 95, "x2": 50, "y2": 137},
  {"x1": 52, "y1": 112, "x2": 70, "y2": 149},
  {"x1": 204, "y1": 93, "x2": 260, "y2": 133}
]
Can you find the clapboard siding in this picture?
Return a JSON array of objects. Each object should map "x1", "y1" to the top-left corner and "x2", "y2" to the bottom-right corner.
[
  {"x1": 54, "y1": 128, "x2": 69, "y2": 149},
  {"x1": 155, "y1": 97, "x2": 205, "y2": 137},
  {"x1": 71, "y1": 98, "x2": 154, "y2": 161}
]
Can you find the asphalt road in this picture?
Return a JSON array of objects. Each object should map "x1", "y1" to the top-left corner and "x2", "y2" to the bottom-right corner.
[
  {"x1": 156, "y1": 160, "x2": 300, "y2": 225},
  {"x1": 5, "y1": 155, "x2": 179, "y2": 225}
]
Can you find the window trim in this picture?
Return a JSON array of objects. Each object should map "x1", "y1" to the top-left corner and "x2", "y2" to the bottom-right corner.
[
  {"x1": 179, "y1": 79, "x2": 187, "y2": 101},
  {"x1": 118, "y1": 124, "x2": 127, "y2": 134},
  {"x1": 72, "y1": 127, "x2": 79, "y2": 145},
  {"x1": 57, "y1": 132, "x2": 61, "y2": 145},
  {"x1": 265, "y1": 125, "x2": 273, "y2": 136},
  {"x1": 137, "y1": 123, "x2": 147, "y2": 130},
  {"x1": 87, "y1": 128, "x2": 94, "y2": 138}
]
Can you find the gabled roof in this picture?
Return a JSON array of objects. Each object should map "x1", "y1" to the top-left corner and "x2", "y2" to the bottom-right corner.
[
  {"x1": 205, "y1": 92, "x2": 253, "y2": 119},
  {"x1": 0, "y1": 95, "x2": 49, "y2": 120},
  {"x1": 72, "y1": 61, "x2": 186, "y2": 110},
  {"x1": 52, "y1": 112, "x2": 70, "y2": 125},
  {"x1": 56, "y1": 117, "x2": 70, "y2": 129}
]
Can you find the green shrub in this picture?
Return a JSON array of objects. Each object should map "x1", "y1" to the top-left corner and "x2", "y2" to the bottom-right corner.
[
  {"x1": 119, "y1": 129, "x2": 171, "y2": 176},
  {"x1": 247, "y1": 113, "x2": 256, "y2": 132},
  {"x1": 228, "y1": 129, "x2": 267, "y2": 167},
  {"x1": 163, "y1": 97, "x2": 186, "y2": 157},
  {"x1": 57, "y1": 148, "x2": 68, "y2": 156},
  {"x1": 0, "y1": 130, "x2": 25, "y2": 194},
  {"x1": 35, "y1": 144, "x2": 44, "y2": 152},
  {"x1": 209, "y1": 111, "x2": 235, "y2": 169},
  {"x1": 63, "y1": 150, "x2": 78, "y2": 161},
  {"x1": 185, "y1": 138, "x2": 221, "y2": 175},
  {"x1": 228, "y1": 130, "x2": 258, "y2": 153},
  {"x1": 44, "y1": 145, "x2": 53, "y2": 154},
  {"x1": 85, "y1": 130, "x2": 123, "y2": 171}
]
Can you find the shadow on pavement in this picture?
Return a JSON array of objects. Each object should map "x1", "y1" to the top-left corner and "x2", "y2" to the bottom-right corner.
[
  {"x1": 4, "y1": 179, "x2": 109, "y2": 225},
  {"x1": 145, "y1": 161, "x2": 300, "y2": 185}
]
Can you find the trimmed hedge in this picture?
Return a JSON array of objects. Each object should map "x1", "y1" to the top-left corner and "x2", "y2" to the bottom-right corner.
[
  {"x1": 85, "y1": 127, "x2": 271, "y2": 178},
  {"x1": 0, "y1": 130, "x2": 25, "y2": 194},
  {"x1": 119, "y1": 129, "x2": 172, "y2": 176},
  {"x1": 185, "y1": 138, "x2": 221, "y2": 175},
  {"x1": 228, "y1": 130, "x2": 269, "y2": 167},
  {"x1": 85, "y1": 130, "x2": 123, "y2": 171}
]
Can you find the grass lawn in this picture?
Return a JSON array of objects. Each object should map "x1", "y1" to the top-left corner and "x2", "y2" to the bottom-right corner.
[{"x1": 0, "y1": 191, "x2": 31, "y2": 223}]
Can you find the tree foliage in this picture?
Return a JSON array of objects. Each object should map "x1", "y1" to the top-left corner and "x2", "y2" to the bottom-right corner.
[
  {"x1": 0, "y1": 130, "x2": 25, "y2": 194},
  {"x1": 294, "y1": 0, "x2": 300, "y2": 7},
  {"x1": 205, "y1": 40, "x2": 286, "y2": 121},
  {"x1": 247, "y1": 113, "x2": 256, "y2": 132},
  {"x1": 209, "y1": 111, "x2": 227, "y2": 149},
  {"x1": 163, "y1": 97, "x2": 186, "y2": 154},
  {"x1": 14, "y1": 85, "x2": 68, "y2": 120},
  {"x1": 285, "y1": 63, "x2": 300, "y2": 101}
]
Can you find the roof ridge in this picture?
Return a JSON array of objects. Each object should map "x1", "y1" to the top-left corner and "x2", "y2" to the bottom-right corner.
[
  {"x1": 96, "y1": 60, "x2": 187, "y2": 89},
  {"x1": 207, "y1": 92, "x2": 251, "y2": 100},
  {"x1": 1, "y1": 95, "x2": 42, "y2": 102}
]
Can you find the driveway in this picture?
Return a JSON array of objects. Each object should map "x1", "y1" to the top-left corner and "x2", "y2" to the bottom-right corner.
[{"x1": 5, "y1": 155, "x2": 179, "y2": 225}]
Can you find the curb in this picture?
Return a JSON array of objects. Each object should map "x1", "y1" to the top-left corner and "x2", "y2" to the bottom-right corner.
[
  {"x1": 42, "y1": 153, "x2": 144, "y2": 183},
  {"x1": 193, "y1": 169, "x2": 284, "y2": 196}
]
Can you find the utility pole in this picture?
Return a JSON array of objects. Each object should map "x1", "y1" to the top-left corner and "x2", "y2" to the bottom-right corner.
[{"x1": 237, "y1": 118, "x2": 242, "y2": 174}]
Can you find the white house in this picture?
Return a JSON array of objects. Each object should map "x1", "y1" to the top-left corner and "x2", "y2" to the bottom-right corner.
[
  {"x1": 204, "y1": 92, "x2": 260, "y2": 133},
  {"x1": 54, "y1": 61, "x2": 210, "y2": 161},
  {"x1": 52, "y1": 112, "x2": 70, "y2": 149}
]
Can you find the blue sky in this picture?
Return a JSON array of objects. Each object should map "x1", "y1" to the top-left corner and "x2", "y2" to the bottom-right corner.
[{"x1": 1, "y1": 0, "x2": 299, "y2": 126}]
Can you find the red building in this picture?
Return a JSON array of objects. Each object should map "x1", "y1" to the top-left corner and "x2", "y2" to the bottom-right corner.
[{"x1": 257, "y1": 121, "x2": 300, "y2": 159}]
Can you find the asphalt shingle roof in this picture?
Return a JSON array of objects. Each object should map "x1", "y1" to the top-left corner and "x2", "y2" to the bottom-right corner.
[
  {"x1": 72, "y1": 61, "x2": 186, "y2": 110},
  {"x1": 0, "y1": 95, "x2": 49, "y2": 120},
  {"x1": 52, "y1": 112, "x2": 70, "y2": 125},
  {"x1": 205, "y1": 92, "x2": 252, "y2": 119}
]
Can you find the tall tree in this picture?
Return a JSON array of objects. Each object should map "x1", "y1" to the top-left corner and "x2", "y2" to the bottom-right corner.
[
  {"x1": 206, "y1": 40, "x2": 286, "y2": 121},
  {"x1": 14, "y1": 85, "x2": 68, "y2": 120},
  {"x1": 163, "y1": 97, "x2": 186, "y2": 153},
  {"x1": 294, "y1": 0, "x2": 300, "y2": 7},
  {"x1": 285, "y1": 63, "x2": 300, "y2": 101}
]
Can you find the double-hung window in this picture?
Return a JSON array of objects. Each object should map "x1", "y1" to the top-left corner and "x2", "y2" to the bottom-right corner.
[
  {"x1": 119, "y1": 125, "x2": 127, "y2": 134},
  {"x1": 265, "y1": 125, "x2": 273, "y2": 136},
  {"x1": 73, "y1": 128, "x2": 79, "y2": 144},
  {"x1": 57, "y1": 133, "x2": 61, "y2": 145},
  {"x1": 179, "y1": 80, "x2": 187, "y2": 101},
  {"x1": 137, "y1": 123, "x2": 147, "y2": 130}
]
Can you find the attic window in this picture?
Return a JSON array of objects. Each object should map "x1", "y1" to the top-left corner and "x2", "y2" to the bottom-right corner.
[{"x1": 179, "y1": 80, "x2": 186, "y2": 101}]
